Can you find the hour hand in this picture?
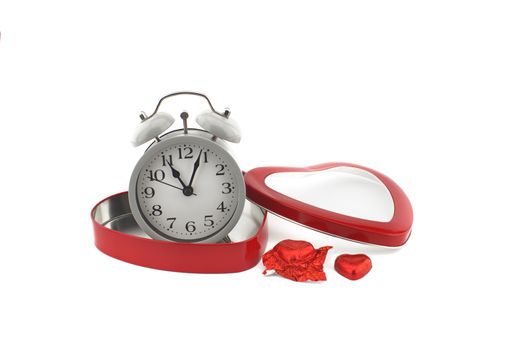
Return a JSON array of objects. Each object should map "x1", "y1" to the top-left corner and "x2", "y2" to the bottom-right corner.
[{"x1": 166, "y1": 163, "x2": 188, "y2": 188}]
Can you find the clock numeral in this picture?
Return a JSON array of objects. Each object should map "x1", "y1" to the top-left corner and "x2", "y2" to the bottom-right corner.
[
  {"x1": 148, "y1": 169, "x2": 165, "y2": 181},
  {"x1": 143, "y1": 187, "x2": 155, "y2": 198},
  {"x1": 166, "y1": 217, "x2": 177, "y2": 229},
  {"x1": 216, "y1": 164, "x2": 226, "y2": 176},
  {"x1": 217, "y1": 201, "x2": 226, "y2": 212},
  {"x1": 178, "y1": 146, "x2": 193, "y2": 159},
  {"x1": 203, "y1": 151, "x2": 209, "y2": 163},
  {"x1": 204, "y1": 215, "x2": 214, "y2": 227},
  {"x1": 162, "y1": 154, "x2": 173, "y2": 166},
  {"x1": 222, "y1": 182, "x2": 232, "y2": 194},
  {"x1": 152, "y1": 205, "x2": 162, "y2": 216},
  {"x1": 185, "y1": 221, "x2": 196, "y2": 233}
]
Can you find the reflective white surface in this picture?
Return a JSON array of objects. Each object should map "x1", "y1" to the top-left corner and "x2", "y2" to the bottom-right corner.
[{"x1": 265, "y1": 166, "x2": 394, "y2": 222}]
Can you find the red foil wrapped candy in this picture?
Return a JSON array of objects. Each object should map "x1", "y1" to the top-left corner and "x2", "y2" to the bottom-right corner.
[
  {"x1": 334, "y1": 254, "x2": 372, "y2": 281},
  {"x1": 262, "y1": 240, "x2": 332, "y2": 282}
]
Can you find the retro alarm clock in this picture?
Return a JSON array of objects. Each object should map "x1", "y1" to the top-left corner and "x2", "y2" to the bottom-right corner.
[{"x1": 128, "y1": 92, "x2": 245, "y2": 243}]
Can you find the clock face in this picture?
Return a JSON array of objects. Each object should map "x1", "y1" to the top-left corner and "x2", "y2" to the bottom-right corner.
[{"x1": 129, "y1": 133, "x2": 245, "y2": 242}]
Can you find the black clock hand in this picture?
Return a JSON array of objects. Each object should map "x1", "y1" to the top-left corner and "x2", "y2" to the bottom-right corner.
[
  {"x1": 152, "y1": 178, "x2": 197, "y2": 196},
  {"x1": 166, "y1": 163, "x2": 188, "y2": 189},
  {"x1": 188, "y1": 149, "x2": 203, "y2": 189}
]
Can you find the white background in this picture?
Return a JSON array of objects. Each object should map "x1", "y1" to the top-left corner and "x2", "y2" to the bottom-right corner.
[{"x1": 1, "y1": 1, "x2": 523, "y2": 349}]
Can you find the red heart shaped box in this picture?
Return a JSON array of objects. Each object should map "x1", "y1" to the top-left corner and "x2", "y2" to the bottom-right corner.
[
  {"x1": 91, "y1": 163, "x2": 412, "y2": 273},
  {"x1": 244, "y1": 163, "x2": 413, "y2": 247}
]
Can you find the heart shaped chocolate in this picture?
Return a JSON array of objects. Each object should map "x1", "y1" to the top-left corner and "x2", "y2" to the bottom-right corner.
[
  {"x1": 335, "y1": 254, "x2": 372, "y2": 280},
  {"x1": 244, "y1": 163, "x2": 413, "y2": 247}
]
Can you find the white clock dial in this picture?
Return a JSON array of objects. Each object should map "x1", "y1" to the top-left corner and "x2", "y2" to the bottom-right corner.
[{"x1": 129, "y1": 132, "x2": 245, "y2": 242}]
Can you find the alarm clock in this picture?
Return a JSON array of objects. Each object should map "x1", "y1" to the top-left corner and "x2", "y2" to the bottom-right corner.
[{"x1": 128, "y1": 92, "x2": 245, "y2": 243}]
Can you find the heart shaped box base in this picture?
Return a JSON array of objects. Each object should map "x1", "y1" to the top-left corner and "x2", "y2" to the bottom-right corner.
[
  {"x1": 91, "y1": 192, "x2": 268, "y2": 273},
  {"x1": 244, "y1": 163, "x2": 413, "y2": 247}
]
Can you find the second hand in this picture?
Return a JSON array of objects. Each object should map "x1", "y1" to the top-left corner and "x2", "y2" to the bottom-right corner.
[{"x1": 152, "y1": 178, "x2": 197, "y2": 196}]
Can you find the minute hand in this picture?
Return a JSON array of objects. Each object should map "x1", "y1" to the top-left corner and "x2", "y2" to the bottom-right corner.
[{"x1": 188, "y1": 149, "x2": 203, "y2": 188}]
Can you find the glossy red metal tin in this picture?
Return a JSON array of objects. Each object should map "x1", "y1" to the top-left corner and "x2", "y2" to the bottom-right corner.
[
  {"x1": 244, "y1": 163, "x2": 413, "y2": 247},
  {"x1": 91, "y1": 192, "x2": 268, "y2": 273}
]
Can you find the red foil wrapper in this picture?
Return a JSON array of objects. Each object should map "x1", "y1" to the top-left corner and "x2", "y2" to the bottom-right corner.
[{"x1": 262, "y1": 240, "x2": 332, "y2": 282}]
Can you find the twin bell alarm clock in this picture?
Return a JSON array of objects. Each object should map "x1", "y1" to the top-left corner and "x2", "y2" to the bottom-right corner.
[{"x1": 129, "y1": 92, "x2": 245, "y2": 244}]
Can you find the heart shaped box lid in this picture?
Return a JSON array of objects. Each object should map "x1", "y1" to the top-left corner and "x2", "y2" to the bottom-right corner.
[{"x1": 244, "y1": 163, "x2": 413, "y2": 247}]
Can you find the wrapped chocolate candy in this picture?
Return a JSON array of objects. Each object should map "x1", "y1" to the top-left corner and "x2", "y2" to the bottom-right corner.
[
  {"x1": 334, "y1": 254, "x2": 372, "y2": 280},
  {"x1": 262, "y1": 239, "x2": 332, "y2": 282}
]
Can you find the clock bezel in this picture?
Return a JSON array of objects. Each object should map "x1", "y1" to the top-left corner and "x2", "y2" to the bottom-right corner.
[{"x1": 128, "y1": 129, "x2": 246, "y2": 243}]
